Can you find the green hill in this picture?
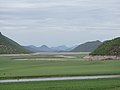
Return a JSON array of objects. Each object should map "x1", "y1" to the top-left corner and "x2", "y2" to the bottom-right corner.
[
  {"x1": 90, "y1": 37, "x2": 120, "y2": 56},
  {"x1": 0, "y1": 32, "x2": 30, "y2": 54},
  {"x1": 71, "y1": 40, "x2": 102, "y2": 52}
]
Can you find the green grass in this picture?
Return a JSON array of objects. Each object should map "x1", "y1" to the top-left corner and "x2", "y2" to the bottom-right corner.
[
  {"x1": 0, "y1": 54, "x2": 120, "y2": 79},
  {"x1": 0, "y1": 78, "x2": 120, "y2": 90}
]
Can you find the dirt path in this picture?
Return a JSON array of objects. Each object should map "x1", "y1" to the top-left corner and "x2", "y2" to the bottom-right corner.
[{"x1": 0, "y1": 75, "x2": 120, "y2": 83}]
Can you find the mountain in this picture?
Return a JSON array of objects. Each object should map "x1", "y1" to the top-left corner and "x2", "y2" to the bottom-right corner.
[
  {"x1": 71, "y1": 40, "x2": 102, "y2": 52},
  {"x1": 24, "y1": 45, "x2": 52, "y2": 52},
  {"x1": 66, "y1": 45, "x2": 78, "y2": 51},
  {"x1": 23, "y1": 45, "x2": 39, "y2": 52},
  {"x1": 24, "y1": 45, "x2": 70, "y2": 52},
  {"x1": 38, "y1": 45, "x2": 53, "y2": 52},
  {"x1": 0, "y1": 32, "x2": 30, "y2": 54},
  {"x1": 51, "y1": 45, "x2": 68, "y2": 51},
  {"x1": 90, "y1": 37, "x2": 120, "y2": 56}
]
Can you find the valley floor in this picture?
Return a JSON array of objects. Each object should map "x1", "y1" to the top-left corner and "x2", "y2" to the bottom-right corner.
[
  {"x1": 0, "y1": 53, "x2": 120, "y2": 79},
  {"x1": 0, "y1": 53, "x2": 120, "y2": 90}
]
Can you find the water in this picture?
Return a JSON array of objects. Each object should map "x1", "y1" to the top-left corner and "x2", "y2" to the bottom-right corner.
[{"x1": 55, "y1": 55, "x2": 76, "y2": 59}]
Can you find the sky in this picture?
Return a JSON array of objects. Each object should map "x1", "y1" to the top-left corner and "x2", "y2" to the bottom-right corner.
[{"x1": 0, "y1": 0, "x2": 120, "y2": 47}]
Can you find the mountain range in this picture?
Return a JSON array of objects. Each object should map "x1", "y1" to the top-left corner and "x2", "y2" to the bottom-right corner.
[
  {"x1": 24, "y1": 41, "x2": 102, "y2": 52},
  {"x1": 23, "y1": 45, "x2": 72, "y2": 52},
  {"x1": 0, "y1": 32, "x2": 104, "y2": 53}
]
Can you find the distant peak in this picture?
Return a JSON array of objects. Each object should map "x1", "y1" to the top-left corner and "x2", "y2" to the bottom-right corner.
[
  {"x1": 40, "y1": 45, "x2": 49, "y2": 48},
  {"x1": 42, "y1": 45, "x2": 47, "y2": 47},
  {"x1": 96, "y1": 40, "x2": 101, "y2": 42}
]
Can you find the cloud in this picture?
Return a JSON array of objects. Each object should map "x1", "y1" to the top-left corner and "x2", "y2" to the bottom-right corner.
[{"x1": 0, "y1": 0, "x2": 120, "y2": 46}]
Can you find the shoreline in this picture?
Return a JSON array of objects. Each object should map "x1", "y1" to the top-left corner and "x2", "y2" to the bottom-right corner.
[{"x1": 84, "y1": 55, "x2": 120, "y2": 60}]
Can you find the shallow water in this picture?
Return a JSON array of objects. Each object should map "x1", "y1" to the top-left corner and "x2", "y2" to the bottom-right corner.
[{"x1": 55, "y1": 55, "x2": 76, "y2": 58}]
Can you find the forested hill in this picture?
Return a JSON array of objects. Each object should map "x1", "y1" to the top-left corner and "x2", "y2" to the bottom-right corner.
[
  {"x1": 0, "y1": 32, "x2": 30, "y2": 54},
  {"x1": 90, "y1": 37, "x2": 120, "y2": 56}
]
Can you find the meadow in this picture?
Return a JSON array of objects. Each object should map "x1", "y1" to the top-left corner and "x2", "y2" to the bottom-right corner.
[
  {"x1": 0, "y1": 53, "x2": 120, "y2": 79},
  {"x1": 0, "y1": 78, "x2": 120, "y2": 90}
]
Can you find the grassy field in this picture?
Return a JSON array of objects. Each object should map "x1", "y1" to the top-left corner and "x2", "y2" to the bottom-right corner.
[
  {"x1": 0, "y1": 78, "x2": 120, "y2": 90},
  {"x1": 0, "y1": 53, "x2": 120, "y2": 79}
]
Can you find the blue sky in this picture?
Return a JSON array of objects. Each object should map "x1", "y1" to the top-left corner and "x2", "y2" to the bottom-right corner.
[{"x1": 0, "y1": 0, "x2": 120, "y2": 46}]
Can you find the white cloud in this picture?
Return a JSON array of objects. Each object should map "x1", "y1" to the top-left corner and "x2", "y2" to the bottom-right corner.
[{"x1": 0, "y1": 0, "x2": 120, "y2": 46}]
